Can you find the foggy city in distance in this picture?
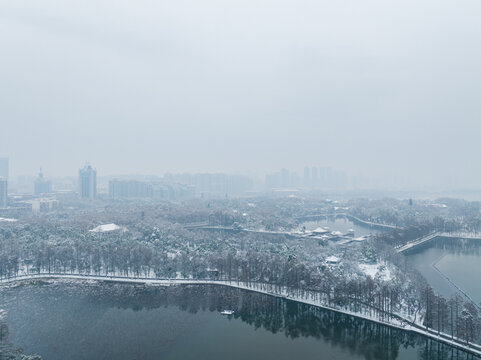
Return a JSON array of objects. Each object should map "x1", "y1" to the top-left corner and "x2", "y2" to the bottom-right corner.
[{"x1": 1, "y1": 1, "x2": 481, "y2": 360}]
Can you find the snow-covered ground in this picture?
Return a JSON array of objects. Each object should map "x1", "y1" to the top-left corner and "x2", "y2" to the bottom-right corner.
[
  {"x1": 358, "y1": 263, "x2": 392, "y2": 281},
  {"x1": 89, "y1": 223, "x2": 125, "y2": 233}
]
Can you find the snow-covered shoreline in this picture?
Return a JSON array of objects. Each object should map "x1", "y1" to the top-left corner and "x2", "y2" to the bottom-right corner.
[{"x1": 1, "y1": 273, "x2": 480, "y2": 357}]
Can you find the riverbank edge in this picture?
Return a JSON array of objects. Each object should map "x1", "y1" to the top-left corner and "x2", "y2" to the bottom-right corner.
[{"x1": 1, "y1": 273, "x2": 480, "y2": 358}]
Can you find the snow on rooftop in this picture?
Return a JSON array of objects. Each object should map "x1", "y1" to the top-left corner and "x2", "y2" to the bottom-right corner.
[{"x1": 90, "y1": 223, "x2": 123, "y2": 233}]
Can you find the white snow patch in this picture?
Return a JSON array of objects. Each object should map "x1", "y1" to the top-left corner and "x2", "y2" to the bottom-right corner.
[
  {"x1": 359, "y1": 263, "x2": 392, "y2": 280},
  {"x1": 0, "y1": 217, "x2": 17, "y2": 222},
  {"x1": 90, "y1": 223, "x2": 124, "y2": 233},
  {"x1": 325, "y1": 256, "x2": 341, "y2": 264}
]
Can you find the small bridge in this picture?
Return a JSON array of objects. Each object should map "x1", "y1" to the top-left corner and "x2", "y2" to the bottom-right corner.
[
  {"x1": 397, "y1": 232, "x2": 481, "y2": 254},
  {"x1": 396, "y1": 232, "x2": 440, "y2": 253}
]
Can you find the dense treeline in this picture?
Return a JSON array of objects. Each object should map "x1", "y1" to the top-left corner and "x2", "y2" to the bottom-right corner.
[
  {"x1": 1, "y1": 226, "x2": 480, "y2": 348},
  {"x1": 1, "y1": 197, "x2": 481, "y2": 351},
  {"x1": 348, "y1": 197, "x2": 481, "y2": 232},
  {"x1": 373, "y1": 229, "x2": 481, "y2": 346}
]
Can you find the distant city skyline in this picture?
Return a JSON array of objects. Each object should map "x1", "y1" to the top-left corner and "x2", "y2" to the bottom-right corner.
[
  {"x1": 0, "y1": 158, "x2": 469, "y2": 194},
  {"x1": 0, "y1": 156, "x2": 469, "y2": 191},
  {"x1": 2, "y1": 1, "x2": 481, "y2": 190}
]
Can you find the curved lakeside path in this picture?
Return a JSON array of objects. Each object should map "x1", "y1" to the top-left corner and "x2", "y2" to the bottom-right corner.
[{"x1": 1, "y1": 273, "x2": 481, "y2": 358}]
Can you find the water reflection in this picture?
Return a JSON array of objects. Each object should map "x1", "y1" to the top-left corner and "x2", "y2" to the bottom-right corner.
[
  {"x1": 406, "y1": 237, "x2": 481, "y2": 303},
  {"x1": 409, "y1": 236, "x2": 481, "y2": 255},
  {"x1": 0, "y1": 281, "x2": 479, "y2": 360}
]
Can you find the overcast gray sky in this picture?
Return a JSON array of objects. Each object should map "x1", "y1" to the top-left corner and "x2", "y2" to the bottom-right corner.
[{"x1": 1, "y1": 0, "x2": 480, "y2": 188}]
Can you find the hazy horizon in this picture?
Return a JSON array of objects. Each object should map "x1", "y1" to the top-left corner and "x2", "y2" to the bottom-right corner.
[{"x1": 1, "y1": 0, "x2": 481, "y2": 189}]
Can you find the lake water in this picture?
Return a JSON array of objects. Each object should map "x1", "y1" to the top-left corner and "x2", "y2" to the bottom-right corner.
[
  {"x1": 406, "y1": 237, "x2": 481, "y2": 304},
  {"x1": 302, "y1": 217, "x2": 382, "y2": 237},
  {"x1": 0, "y1": 281, "x2": 478, "y2": 360}
]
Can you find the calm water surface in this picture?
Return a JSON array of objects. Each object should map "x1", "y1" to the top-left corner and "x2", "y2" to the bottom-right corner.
[
  {"x1": 406, "y1": 237, "x2": 481, "y2": 303},
  {"x1": 0, "y1": 281, "x2": 478, "y2": 360}
]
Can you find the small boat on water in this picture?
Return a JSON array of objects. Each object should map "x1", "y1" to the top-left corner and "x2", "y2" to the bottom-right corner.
[{"x1": 220, "y1": 310, "x2": 234, "y2": 315}]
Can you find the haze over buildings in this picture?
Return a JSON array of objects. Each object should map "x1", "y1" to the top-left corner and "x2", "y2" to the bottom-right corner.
[
  {"x1": 0, "y1": 178, "x2": 7, "y2": 208},
  {"x1": 1, "y1": 2, "x2": 481, "y2": 358},
  {"x1": 34, "y1": 169, "x2": 52, "y2": 195},
  {"x1": 0, "y1": 158, "x2": 8, "y2": 208},
  {"x1": 109, "y1": 179, "x2": 153, "y2": 199},
  {"x1": 0, "y1": 158, "x2": 8, "y2": 180},
  {"x1": 1, "y1": 1, "x2": 481, "y2": 190}
]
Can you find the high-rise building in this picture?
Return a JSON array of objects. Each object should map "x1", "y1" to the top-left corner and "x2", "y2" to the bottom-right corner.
[
  {"x1": 78, "y1": 164, "x2": 97, "y2": 199},
  {"x1": 0, "y1": 158, "x2": 8, "y2": 179},
  {"x1": 0, "y1": 178, "x2": 7, "y2": 208},
  {"x1": 34, "y1": 169, "x2": 52, "y2": 195}
]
